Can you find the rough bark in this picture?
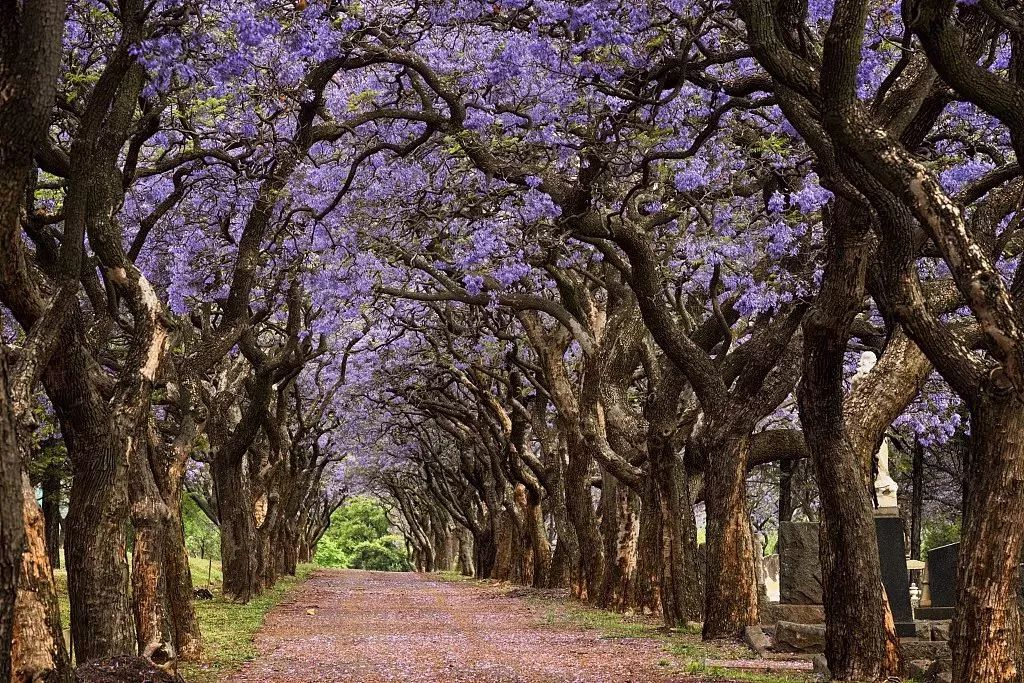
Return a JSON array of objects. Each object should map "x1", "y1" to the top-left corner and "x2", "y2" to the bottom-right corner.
[
  {"x1": 797, "y1": 204, "x2": 901, "y2": 680},
  {"x1": 13, "y1": 473, "x2": 71, "y2": 682},
  {"x1": 598, "y1": 474, "x2": 639, "y2": 611},
  {"x1": 0, "y1": 1, "x2": 70, "y2": 672},
  {"x1": 564, "y1": 432, "x2": 604, "y2": 600},
  {"x1": 634, "y1": 481, "x2": 663, "y2": 616},
  {"x1": 0, "y1": 353, "x2": 25, "y2": 681},
  {"x1": 951, "y1": 393, "x2": 1024, "y2": 683},
  {"x1": 214, "y1": 451, "x2": 260, "y2": 601},
  {"x1": 163, "y1": 503, "x2": 201, "y2": 660},
  {"x1": 646, "y1": 371, "x2": 702, "y2": 625},
  {"x1": 54, "y1": 357, "x2": 135, "y2": 662},
  {"x1": 700, "y1": 433, "x2": 759, "y2": 639}
]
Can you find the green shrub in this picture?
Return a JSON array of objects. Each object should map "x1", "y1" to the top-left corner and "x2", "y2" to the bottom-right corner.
[
  {"x1": 314, "y1": 497, "x2": 410, "y2": 571},
  {"x1": 922, "y1": 520, "x2": 961, "y2": 558},
  {"x1": 347, "y1": 536, "x2": 411, "y2": 572}
]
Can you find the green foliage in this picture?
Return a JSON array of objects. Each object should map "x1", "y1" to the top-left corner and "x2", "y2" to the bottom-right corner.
[
  {"x1": 347, "y1": 535, "x2": 411, "y2": 572},
  {"x1": 183, "y1": 495, "x2": 220, "y2": 560},
  {"x1": 314, "y1": 497, "x2": 410, "y2": 571},
  {"x1": 922, "y1": 519, "x2": 961, "y2": 558}
]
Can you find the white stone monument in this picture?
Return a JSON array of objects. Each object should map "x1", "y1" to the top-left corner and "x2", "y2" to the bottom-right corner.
[
  {"x1": 852, "y1": 351, "x2": 899, "y2": 510},
  {"x1": 874, "y1": 437, "x2": 899, "y2": 509}
]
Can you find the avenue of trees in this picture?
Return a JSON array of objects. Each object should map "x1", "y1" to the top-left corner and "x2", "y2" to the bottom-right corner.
[{"x1": 0, "y1": 0, "x2": 1022, "y2": 682}]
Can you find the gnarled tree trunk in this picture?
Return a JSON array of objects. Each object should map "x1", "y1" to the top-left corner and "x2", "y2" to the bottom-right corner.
[
  {"x1": 0, "y1": 352, "x2": 25, "y2": 680},
  {"x1": 798, "y1": 205, "x2": 900, "y2": 679},
  {"x1": 564, "y1": 432, "x2": 603, "y2": 600},
  {"x1": 57, "y1": 380, "x2": 135, "y2": 663},
  {"x1": 214, "y1": 454, "x2": 260, "y2": 602},
  {"x1": 951, "y1": 393, "x2": 1024, "y2": 683},
  {"x1": 700, "y1": 432, "x2": 759, "y2": 639},
  {"x1": 13, "y1": 472, "x2": 71, "y2": 682}
]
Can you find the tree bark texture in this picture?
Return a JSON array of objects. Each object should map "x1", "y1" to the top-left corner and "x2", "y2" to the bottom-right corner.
[
  {"x1": 797, "y1": 206, "x2": 901, "y2": 680},
  {"x1": 951, "y1": 393, "x2": 1024, "y2": 683},
  {"x1": 701, "y1": 433, "x2": 759, "y2": 639},
  {"x1": 0, "y1": 353, "x2": 25, "y2": 681},
  {"x1": 13, "y1": 473, "x2": 71, "y2": 682},
  {"x1": 214, "y1": 454, "x2": 260, "y2": 602}
]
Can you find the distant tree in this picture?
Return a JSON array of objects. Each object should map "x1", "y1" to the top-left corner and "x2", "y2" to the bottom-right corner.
[{"x1": 315, "y1": 497, "x2": 408, "y2": 571}]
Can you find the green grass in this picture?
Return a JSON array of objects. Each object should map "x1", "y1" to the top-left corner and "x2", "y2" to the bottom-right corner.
[
  {"x1": 685, "y1": 662, "x2": 810, "y2": 683},
  {"x1": 181, "y1": 563, "x2": 314, "y2": 683},
  {"x1": 189, "y1": 555, "x2": 224, "y2": 589},
  {"x1": 53, "y1": 555, "x2": 314, "y2": 682}
]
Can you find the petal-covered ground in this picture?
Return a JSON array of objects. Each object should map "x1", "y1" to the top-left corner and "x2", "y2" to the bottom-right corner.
[{"x1": 226, "y1": 569, "x2": 721, "y2": 683}]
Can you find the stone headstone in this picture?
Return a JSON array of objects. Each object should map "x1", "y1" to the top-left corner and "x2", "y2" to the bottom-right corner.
[
  {"x1": 927, "y1": 542, "x2": 959, "y2": 609},
  {"x1": 925, "y1": 541, "x2": 1024, "y2": 620},
  {"x1": 874, "y1": 513, "x2": 915, "y2": 636},
  {"x1": 779, "y1": 521, "x2": 822, "y2": 604}
]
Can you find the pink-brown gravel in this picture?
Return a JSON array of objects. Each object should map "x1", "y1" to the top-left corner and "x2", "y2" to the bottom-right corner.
[{"x1": 225, "y1": 569, "x2": 710, "y2": 683}]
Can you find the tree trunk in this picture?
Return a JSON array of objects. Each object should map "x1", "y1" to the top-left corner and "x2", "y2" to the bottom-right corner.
[
  {"x1": 163, "y1": 502, "x2": 201, "y2": 660},
  {"x1": 542, "y1": 443, "x2": 573, "y2": 589},
  {"x1": 128, "y1": 431, "x2": 174, "y2": 664},
  {"x1": 457, "y1": 527, "x2": 474, "y2": 576},
  {"x1": 62, "y1": 424, "x2": 135, "y2": 663},
  {"x1": 564, "y1": 432, "x2": 603, "y2": 600},
  {"x1": 213, "y1": 455, "x2": 260, "y2": 602},
  {"x1": 256, "y1": 493, "x2": 281, "y2": 592},
  {"x1": 491, "y1": 506, "x2": 518, "y2": 582},
  {"x1": 473, "y1": 527, "x2": 494, "y2": 578},
  {"x1": 599, "y1": 474, "x2": 639, "y2": 611},
  {"x1": 277, "y1": 521, "x2": 299, "y2": 577},
  {"x1": 652, "y1": 444, "x2": 702, "y2": 626},
  {"x1": 634, "y1": 479, "x2": 662, "y2": 616},
  {"x1": 797, "y1": 207, "x2": 901, "y2": 680},
  {"x1": 13, "y1": 472, "x2": 72, "y2": 682},
  {"x1": 701, "y1": 433, "x2": 759, "y2": 639},
  {"x1": 0, "y1": 351, "x2": 26, "y2": 681},
  {"x1": 951, "y1": 393, "x2": 1024, "y2": 683},
  {"x1": 523, "y1": 490, "x2": 550, "y2": 588}
]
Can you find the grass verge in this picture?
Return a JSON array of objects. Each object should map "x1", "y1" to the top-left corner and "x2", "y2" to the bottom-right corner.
[
  {"x1": 54, "y1": 557, "x2": 315, "y2": 683},
  {"x1": 180, "y1": 563, "x2": 315, "y2": 683}
]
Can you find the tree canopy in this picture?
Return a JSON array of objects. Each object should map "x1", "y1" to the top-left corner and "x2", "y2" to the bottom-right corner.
[{"x1": 1, "y1": 0, "x2": 1023, "y2": 681}]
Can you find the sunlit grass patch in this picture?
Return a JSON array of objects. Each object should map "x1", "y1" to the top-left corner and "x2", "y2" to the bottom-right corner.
[
  {"x1": 180, "y1": 563, "x2": 314, "y2": 683},
  {"x1": 53, "y1": 557, "x2": 313, "y2": 682}
]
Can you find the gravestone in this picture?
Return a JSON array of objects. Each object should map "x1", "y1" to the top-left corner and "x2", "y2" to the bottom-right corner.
[
  {"x1": 777, "y1": 516, "x2": 916, "y2": 635},
  {"x1": 927, "y1": 542, "x2": 958, "y2": 609},
  {"x1": 779, "y1": 521, "x2": 822, "y2": 604},
  {"x1": 922, "y1": 541, "x2": 1024, "y2": 621},
  {"x1": 874, "y1": 511, "x2": 916, "y2": 637}
]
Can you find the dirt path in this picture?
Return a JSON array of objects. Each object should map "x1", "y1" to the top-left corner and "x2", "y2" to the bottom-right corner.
[{"x1": 226, "y1": 569, "x2": 705, "y2": 683}]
